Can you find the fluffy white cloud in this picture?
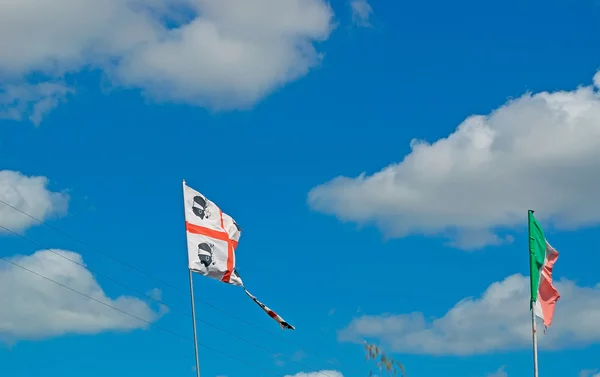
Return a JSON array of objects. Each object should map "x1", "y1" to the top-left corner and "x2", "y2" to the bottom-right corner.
[
  {"x1": 338, "y1": 273, "x2": 600, "y2": 355},
  {"x1": 0, "y1": 249, "x2": 165, "y2": 342},
  {"x1": 580, "y1": 370, "x2": 600, "y2": 377},
  {"x1": 0, "y1": 82, "x2": 72, "y2": 125},
  {"x1": 0, "y1": 170, "x2": 68, "y2": 233},
  {"x1": 284, "y1": 371, "x2": 343, "y2": 377},
  {"x1": 350, "y1": 0, "x2": 373, "y2": 27},
  {"x1": 1, "y1": 0, "x2": 334, "y2": 123},
  {"x1": 309, "y1": 72, "x2": 600, "y2": 249}
]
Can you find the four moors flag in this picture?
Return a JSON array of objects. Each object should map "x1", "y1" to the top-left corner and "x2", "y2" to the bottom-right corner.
[
  {"x1": 183, "y1": 181, "x2": 294, "y2": 330},
  {"x1": 528, "y1": 210, "x2": 560, "y2": 329}
]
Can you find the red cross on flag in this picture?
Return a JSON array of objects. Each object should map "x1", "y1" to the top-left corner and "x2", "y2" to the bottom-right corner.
[
  {"x1": 184, "y1": 183, "x2": 242, "y2": 286},
  {"x1": 183, "y1": 182, "x2": 295, "y2": 330}
]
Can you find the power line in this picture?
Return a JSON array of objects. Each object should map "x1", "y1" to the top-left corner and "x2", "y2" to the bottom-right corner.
[
  {"x1": 0, "y1": 223, "x2": 284, "y2": 359},
  {"x1": 0, "y1": 198, "x2": 350, "y2": 369},
  {"x1": 0, "y1": 200, "x2": 357, "y2": 376},
  {"x1": 0, "y1": 255, "x2": 281, "y2": 377},
  {"x1": 0, "y1": 223, "x2": 342, "y2": 377}
]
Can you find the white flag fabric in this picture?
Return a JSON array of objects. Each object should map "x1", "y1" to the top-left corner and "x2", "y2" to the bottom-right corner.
[
  {"x1": 183, "y1": 183, "x2": 243, "y2": 286},
  {"x1": 183, "y1": 182, "x2": 295, "y2": 330},
  {"x1": 182, "y1": 181, "x2": 295, "y2": 330},
  {"x1": 244, "y1": 289, "x2": 295, "y2": 330}
]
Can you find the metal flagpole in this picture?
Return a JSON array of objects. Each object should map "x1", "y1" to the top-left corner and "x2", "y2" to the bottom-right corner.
[
  {"x1": 528, "y1": 209, "x2": 539, "y2": 377},
  {"x1": 189, "y1": 269, "x2": 201, "y2": 377},
  {"x1": 184, "y1": 180, "x2": 201, "y2": 377},
  {"x1": 531, "y1": 307, "x2": 539, "y2": 377}
]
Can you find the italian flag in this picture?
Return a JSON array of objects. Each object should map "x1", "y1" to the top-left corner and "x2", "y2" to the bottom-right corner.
[{"x1": 528, "y1": 210, "x2": 561, "y2": 328}]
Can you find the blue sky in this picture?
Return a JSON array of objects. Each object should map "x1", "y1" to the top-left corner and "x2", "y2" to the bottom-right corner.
[{"x1": 1, "y1": 1, "x2": 600, "y2": 377}]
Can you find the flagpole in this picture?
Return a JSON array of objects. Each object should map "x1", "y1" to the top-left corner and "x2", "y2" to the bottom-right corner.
[
  {"x1": 531, "y1": 306, "x2": 539, "y2": 377},
  {"x1": 184, "y1": 180, "x2": 201, "y2": 377},
  {"x1": 189, "y1": 269, "x2": 201, "y2": 377},
  {"x1": 528, "y1": 209, "x2": 539, "y2": 377}
]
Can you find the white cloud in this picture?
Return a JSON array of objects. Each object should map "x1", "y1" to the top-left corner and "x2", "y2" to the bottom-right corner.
[
  {"x1": 0, "y1": 249, "x2": 165, "y2": 342},
  {"x1": 284, "y1": 371, "x2": 343, "y2": 377},
  {"x1": 146, "y1": 288, "x2": 163, "y2": 301},
  {"x1": 338, "y1": 273, "x2": 600, "y2": 355},
  {"x1": 309, "y1": 71, "x2": 600, "y2": 249},
  {"x1": 0, "y1": 170, "x2": 69, "y2": 233},
  {"x1": 291, "y1": 350, "x2": 307, "y2": 361},
  {"x1": 1, "y1": 0, "x2": 334, "y2": 124},
  {"x1": 350, "y1": 0, "x2": 373, "y2": 27},
  {"x1": 487, "y1": 367, "x2": 507, "y2": 377},
  {"x1": 0, "y1": 82, "x2": 73, "y2": 125},
  {"x1": 275, "y1": 354, "x2": 286, "y2": 367}
]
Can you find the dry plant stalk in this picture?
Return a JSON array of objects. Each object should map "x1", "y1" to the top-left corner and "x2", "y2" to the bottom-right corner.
[{"x1": 364, "y1": 342, "x2": 406, "y2": 377}]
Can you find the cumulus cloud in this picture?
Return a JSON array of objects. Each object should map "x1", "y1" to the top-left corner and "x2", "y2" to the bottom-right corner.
[
  {"x1": 0, "y1": 0, "x2": 334, "y2": 124},
  {"x1": 338, "y1": 273, "x2": 600, "y2": 355},
  {"x1": 350, "y1": 0, "x2": 373, "y2": 27},
  {"x1": 580, "y1": 370, "x2": 600, "y2": 377},
  {"x1": 0, "y1": 249, "x2": 165, "y2": 342},
  {"x1": 284, "y1": 371, "x2": 343, "y2": 377},
  {"x1": 309, "y1": 72, "x2": 600, "y2": 249},
  {"x1": 0, "y1": 82, "x2": 73, "y2": 125},
  {"x1": 0, "y1": 170, "x2": 69, "y2": 233}
]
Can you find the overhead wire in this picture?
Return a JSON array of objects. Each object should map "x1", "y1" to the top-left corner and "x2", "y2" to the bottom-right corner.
[
  {"x1": 0, "y1": 223, "x2": 286, "y2": 360},
  {"x1": 0, "y1": 199, "x2": 360, "y2": 376},
  {"x1": 0, "y1": 198, "x2": 348, "y2": 364},
  {"x1": 0, "y1": 255, "x2": 283, "y2": 377}
]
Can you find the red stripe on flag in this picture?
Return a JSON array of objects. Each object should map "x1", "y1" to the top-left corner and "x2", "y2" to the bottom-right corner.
[
  {"x1": 219, "y1": 210, "x2": 235, "y2": 283},
  {"x1": 185, "y1": 220, "x2": 237, "y2": 284},
  {"x1": 186, "y1": 222, "x2": 228, "y2": 241},
  {"x1": 222, "y1": 242, "x2": 235, "y2": 283}
]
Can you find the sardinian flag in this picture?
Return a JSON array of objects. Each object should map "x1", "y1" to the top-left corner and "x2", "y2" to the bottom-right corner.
[{"x1": 183, "y1": 181, "x2": 294, "y2": 330}]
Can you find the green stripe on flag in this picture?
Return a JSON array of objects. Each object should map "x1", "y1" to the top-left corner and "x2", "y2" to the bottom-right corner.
[{"x1": 528, "y1": 210, "x2": 546, "y2": 305}]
